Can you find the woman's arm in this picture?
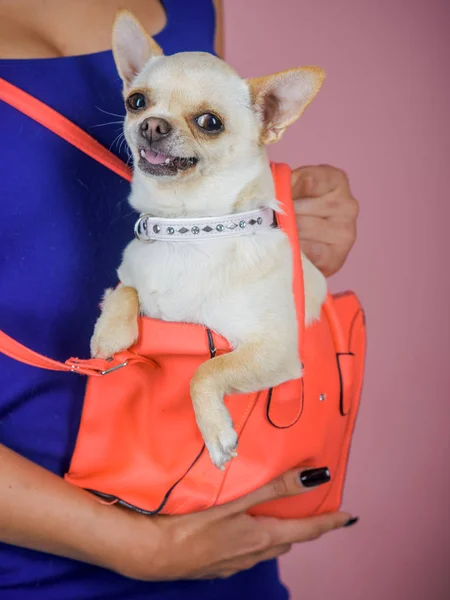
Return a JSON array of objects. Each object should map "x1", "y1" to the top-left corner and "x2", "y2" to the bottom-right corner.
[
  {"x1": 0, "y1": 444, "x2": 353, "y2": 579},
  {"x1": 0, "y1": 443, "x2": 152, "y2": 571}
]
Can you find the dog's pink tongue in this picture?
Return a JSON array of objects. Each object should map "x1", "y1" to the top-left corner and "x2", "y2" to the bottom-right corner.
[{"x1": 144, "y1": 148, "x2": 167, "y2": 164}]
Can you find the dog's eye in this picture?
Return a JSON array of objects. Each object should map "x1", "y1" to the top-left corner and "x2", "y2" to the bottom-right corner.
[
  {"x1": 127, "y1": 93, "x2": 146, "y2": 111},
  {"x1": 195, "y1": 113, "x2": 224, "y2": 132}
]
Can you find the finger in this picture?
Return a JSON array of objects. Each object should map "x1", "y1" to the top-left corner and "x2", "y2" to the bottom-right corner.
[
  {"x1": 197, "y1": 511, "x2": 358, "y2": 579},
  {"x1": 196, "y1": 544, "x2": 293, "y2": 580},
  {"x1": 297, "y1": 216, "x2": 353, "y2": 246},
  {"x1": 217, "y1": 467, "x2": 331, "y2": 516},
  {"x1": 300, "y1": 241, "x2": 342, "y2": 277},
  {"x1": 294, "y1": 195, "x2": 338, "y2": 218},
  {"x1": 294, "y1": 194, "x2": 359, "y2": 220},
  {"x1": 260, "y1": 511, "x2": 354, "y2": 546},
  {"x1": 234, "y1": 542, "x2": 292, "y2": 567},
  {"x1": 219, "y1": 544, "x2": 293, "y2": 579},
  {"x1": 291, "y1": 165, "x2": 348, "y2": 199},
  {"x1": 294, "y1": 194, "x2": 358, "y2": 221}
]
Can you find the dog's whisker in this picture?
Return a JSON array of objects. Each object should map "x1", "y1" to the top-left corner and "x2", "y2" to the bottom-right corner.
[
  {"x1": 109, "y1": 132, "x2": 125, "y2": 152},
  {"x1": 90, "y1": 120, "x2": 124, "y2": 129},
  {"x1": 118, "y1": 134, "x2": 129, "y2": 155},
  {"x1": 125, "y1": 148, "x2": 134, "y2": 167},
  {"x1": 110, "y1": 135, "x2": 123, "y2": 150},
  {"x1": 94, "y1": 106, "x2": 125, "y2": 119}
]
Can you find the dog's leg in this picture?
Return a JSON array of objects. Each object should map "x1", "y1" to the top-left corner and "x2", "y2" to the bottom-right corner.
[
  {"x1": 191, "y1": 341, "x2": 300, "y2": 469},
  {"x1": 90, "y1": 285, "x2": 140, "y2": 358},
  {"x1": 302, "y1": 254, "x2": 327, "y2": 326}
]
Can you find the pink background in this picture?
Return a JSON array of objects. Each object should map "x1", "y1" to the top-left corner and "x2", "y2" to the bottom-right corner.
[{"x1": 224, "y1": 1, "x2": 450, "y2": 598}]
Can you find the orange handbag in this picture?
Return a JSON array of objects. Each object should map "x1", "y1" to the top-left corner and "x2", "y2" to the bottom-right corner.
[{"x1": 0, "y1": 78, "x2": 366, "y2": 518}]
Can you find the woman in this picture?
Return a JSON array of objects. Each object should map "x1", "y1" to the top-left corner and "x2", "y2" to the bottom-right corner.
[{"x1": 0, "y1": 1, "x2": 359, "y2": 598}]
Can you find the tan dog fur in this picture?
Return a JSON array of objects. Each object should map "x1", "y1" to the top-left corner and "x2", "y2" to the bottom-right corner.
[{"x1": 91, "y1": 11, "x2": 327, "y2": 468}]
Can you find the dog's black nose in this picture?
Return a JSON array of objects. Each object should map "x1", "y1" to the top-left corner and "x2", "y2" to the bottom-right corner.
[{"x1": 140, "y1": 117, "x2": 172, "y2": 141}]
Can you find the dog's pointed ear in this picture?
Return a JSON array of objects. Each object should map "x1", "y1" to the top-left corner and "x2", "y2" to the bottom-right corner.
[
  {"x1": 247, "y1": 67, "x2": 325, "y2": 144},
  {"x1": 112, "y1": 10, "x2": 163, "y2": 90}
]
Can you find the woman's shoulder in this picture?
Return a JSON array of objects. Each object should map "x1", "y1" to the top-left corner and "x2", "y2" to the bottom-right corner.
[{"x1": 156, "y1": 0, "x2": 217, "y2": 55}]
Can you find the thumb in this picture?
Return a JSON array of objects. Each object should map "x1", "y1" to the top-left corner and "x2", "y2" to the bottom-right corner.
[{"x1": 217, "y1": 467, "x2": 331, "y2": 516}]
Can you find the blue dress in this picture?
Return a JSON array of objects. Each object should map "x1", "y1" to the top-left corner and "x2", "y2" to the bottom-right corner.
[{"x1": 0, "y1": 1, "x2": 289, "y2": 598}]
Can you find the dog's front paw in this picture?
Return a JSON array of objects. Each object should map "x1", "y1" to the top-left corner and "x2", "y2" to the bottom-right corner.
[
  {"x1": 196, "y1": 404, "x2": 238, "y2": 470},
  {"x1": 205, "y1": 424, "x2": 238, "y2": 471},
  {"x1": 90, "y1": 315, "x2": 139, "y2": 359}
]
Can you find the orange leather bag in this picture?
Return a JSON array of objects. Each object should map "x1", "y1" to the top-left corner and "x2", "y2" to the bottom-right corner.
[{"x1": 0, "y1": 78, "x2": 366, "y2": 518}]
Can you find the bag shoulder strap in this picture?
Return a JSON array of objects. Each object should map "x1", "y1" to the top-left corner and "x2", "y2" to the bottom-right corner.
[
  {"x1": 0, "y1": 329, "x2": 114, "y2": 376},
  {"x1": 0, "y1": 79, "x2": 135, "y2": 374},
  {"x1": 0, "y1": 77, "x2": 132, "y2": 182}
]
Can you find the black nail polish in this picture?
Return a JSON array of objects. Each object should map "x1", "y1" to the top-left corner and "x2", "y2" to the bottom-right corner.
[
  {"x1": 299, "y1": 467, "x2": 331, "y2": 488},
  {"x1": 344, "y1": 517, "x2": 359, "y2": 528}
]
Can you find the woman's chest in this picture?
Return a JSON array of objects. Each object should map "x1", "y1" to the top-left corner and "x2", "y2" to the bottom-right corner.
[{"x1": 0, "y1": 0, "x2": 167, "y2": 59}]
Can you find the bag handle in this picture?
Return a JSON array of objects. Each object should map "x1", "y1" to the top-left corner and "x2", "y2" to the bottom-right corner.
[
  {"x1": 270, "y1": 163, "x2": 305, "y2": 354},
  {"x1": 270, "y1": 163, "x2": 348, "y2": 355},
  {"x1": 0, "y1": 78, "x2": 348, "y2": 374}
]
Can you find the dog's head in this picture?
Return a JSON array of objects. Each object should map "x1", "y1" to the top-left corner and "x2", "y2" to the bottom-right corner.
[{"x1": 113, "y1": 11, "x2": 325, "y2": 189}]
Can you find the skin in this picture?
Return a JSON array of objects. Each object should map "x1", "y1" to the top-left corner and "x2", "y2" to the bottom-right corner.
[
  {"x1": 292, "y1": 165, "x2": 359, "y2": 277},
  {"x1": 0, "y1": 444, "x2": 353, "y2": 579},
  {"x1": 0, "y1": 0, "x2": 358, "y2": 580}
]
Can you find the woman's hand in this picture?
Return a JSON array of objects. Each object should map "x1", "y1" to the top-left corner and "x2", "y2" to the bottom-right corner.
[
  {"x1": 1, "y1": 448, "x2": 356, "y2": 583},
  {"x1": 111, "y1": 467, "x2": 355, "y2": 581},
  {"x1": 292, "y1": 165, "x2": 359, "y2": 277}
]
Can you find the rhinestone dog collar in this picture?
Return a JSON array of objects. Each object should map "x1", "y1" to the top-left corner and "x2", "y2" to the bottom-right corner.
[{"x1": 134, "y1": 207, "x2": 276, "y2": 242}]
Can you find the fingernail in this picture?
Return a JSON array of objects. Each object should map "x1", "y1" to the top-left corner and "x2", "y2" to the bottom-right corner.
[
  {"x1": 299, "y1": 467, "x2": 330, "y2": 488},
  {"x1": 343, "y1": 517, "x2": 359, "y2": 528}
]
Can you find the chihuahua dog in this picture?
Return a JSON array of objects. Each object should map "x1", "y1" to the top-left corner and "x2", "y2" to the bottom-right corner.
[{"x1": 91, "y1": 11, "x2": 327, "y2": 469}]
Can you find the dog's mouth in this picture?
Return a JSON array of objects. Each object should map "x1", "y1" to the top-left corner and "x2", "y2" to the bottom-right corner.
[{"x1": 138, "y1": 147, "x2": 199, "y2": 177}]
